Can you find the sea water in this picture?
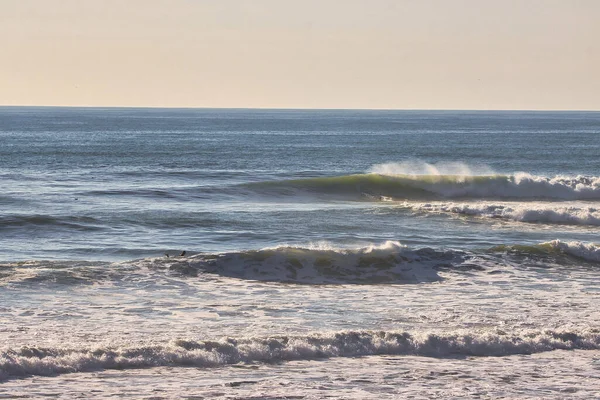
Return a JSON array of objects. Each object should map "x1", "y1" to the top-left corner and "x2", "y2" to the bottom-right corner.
[{"x1": 1, "y1": 107, "x2": 599, "y2": 398}]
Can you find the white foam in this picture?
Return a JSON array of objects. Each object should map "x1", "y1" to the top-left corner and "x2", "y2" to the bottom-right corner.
[
  {"x1": 369, "y1": 161, "x2": 495, "y2": 177},
  {"x1": 368, "y1": 162, "x2": 600, "y2": 200},
  {"x1": 544, "y1": 240, "x2": 600, "y2": 263},
  {"x1": 2, "y1": 328, "x2": 598, "y2": 380},
  {"x1": 425, "y1": 174, "x2": 600, "y2": 200},
  {"x1": 362, "y1": 240, "x2": 406, "y2": 253},
  {"x1": 273, "y1": 240, "x2": 406, "y2": 254},
  {"x1": 506, "y1": 173, "x2": 600, "y2": 200},
  {"x1": 408, "y1": 201, "x2": 600, "y2": 226}
]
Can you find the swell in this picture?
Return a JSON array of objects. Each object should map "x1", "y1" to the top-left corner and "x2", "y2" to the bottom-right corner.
[
  {"x1": 244, "y1": 174, "x2": 435, "y2": 200},
  {"x1": 0, "y1": 214, "x2": 104, "y2": 231},
  {"x1": 0, "y1": 194, "x2": 27, "y2": 206},
  {"x1": 1, "y1": 328, "x2": 599, "y2": 380},
  {"x1": 82, "y1": 188, "x2": 182, "y2": 199},
  {"x1": 0, "y1": 212, "x2": 227, "y2": 232},
  {"x1": 244, "y1": 173, "x2": 600, "y2": 201}
]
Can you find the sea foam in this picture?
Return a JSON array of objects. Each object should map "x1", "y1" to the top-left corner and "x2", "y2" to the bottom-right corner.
[
  {"x1": 369, "y1": 161, "x2": 496, "y2": 177},
  {"x1": 2, "y1": 328, "x2": 598, "y2": 380},
  {"x1": 544, "y1": 240, "x2": 600, "y2": 263},
  {"x1": 407, "y1": 202, "x2": 600, "y2": 226},
  {"x1": 400, "y1": 173, "x2": 600, "y2": 200}
]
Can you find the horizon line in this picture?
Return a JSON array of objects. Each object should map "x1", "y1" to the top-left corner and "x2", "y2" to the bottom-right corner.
[{"x1": 1, "y1": 105, "x2": 599, "y2": 113}]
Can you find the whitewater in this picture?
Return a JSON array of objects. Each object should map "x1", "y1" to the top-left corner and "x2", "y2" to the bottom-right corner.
[{"x1": 1, "y1": 108, "x2": 599, "y2": 398}]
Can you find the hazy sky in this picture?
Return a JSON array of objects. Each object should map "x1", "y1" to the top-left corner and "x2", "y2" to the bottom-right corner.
[{"x1": 1, "y1": 0, "x2": 599, "y2": 109}]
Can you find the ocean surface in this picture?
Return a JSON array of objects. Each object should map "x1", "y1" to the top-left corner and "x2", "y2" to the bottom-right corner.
[{"x1": 1, "y1": 107, "x2": 599, "y2": 398}]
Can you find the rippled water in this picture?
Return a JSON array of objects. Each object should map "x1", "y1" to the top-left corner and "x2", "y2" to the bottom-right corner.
[{"x1": 1, "y1": 107, "x2": 599, "y2": 398}]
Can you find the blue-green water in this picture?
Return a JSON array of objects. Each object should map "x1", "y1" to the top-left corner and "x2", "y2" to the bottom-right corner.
[
  {"x1": 1, "y1": 107, "x2": 599, "y2": 261},
  {"x1": 1, "y1": 107, "x2": 599, "y2": 397}
]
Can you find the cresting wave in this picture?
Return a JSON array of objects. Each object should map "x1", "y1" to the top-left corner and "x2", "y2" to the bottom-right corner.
[
  {"x1": 177, "y1": 241, "x2": 600, "y2": 278},
  {"x1": 407, "y1": 202, "x2": 600, "y2": 226},
  {"x1": 140, "y1": 241, "x2": 471, "y2": 284},
  {"x1": 490, "y1": 240, "x2": 600, "y2": 264},
  {"x1": 245, "y1": 173, "x2": 600, "y2": 201},
  {"x1": 2, "y1": 240, "x2": 599, "y2": 286},
  {"x1": 0, "y1": 242, "x2": 470, "y2": 286},
  {"x1": 543, "y1": 240, "x2": 600, "y2": 263},
  {"x1": 1, "y1": 328, "x2": 599, "y2": 380}
]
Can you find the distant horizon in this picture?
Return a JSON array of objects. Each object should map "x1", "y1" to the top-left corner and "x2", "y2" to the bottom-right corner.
[{"x1": 1, "y1": 104, "x2": 599, "y2": 113}]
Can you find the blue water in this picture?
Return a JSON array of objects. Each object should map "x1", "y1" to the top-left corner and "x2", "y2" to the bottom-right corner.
[
  {"x1": 1, "y1": 107, "x2": 600, "y2": 397},
  {"x1": 1, "y1": 107, "x2": 599, "y2": 261}
]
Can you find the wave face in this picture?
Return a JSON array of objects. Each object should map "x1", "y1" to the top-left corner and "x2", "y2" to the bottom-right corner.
[
  {"x1": 3, "y1": 240, "x2": 598, "y2": 287},
  {"x1": 4, "y1": 242, "x2": 467, "y2": 286},
  {"x1": 490, "y1": 240, "x2": 600, "y2": 264},
  {"x1": 247, "y1": 172, "x2": 600, "y2": 201},
  {"x1": 1, "y1": 328, "x2": 599, "y2": 380},
  {"x1": 408, "y1": 202, "x2": 600, "y2": 226},
  {"x1": 138, "y1": 241, "x2": 471, "y2": 284}
]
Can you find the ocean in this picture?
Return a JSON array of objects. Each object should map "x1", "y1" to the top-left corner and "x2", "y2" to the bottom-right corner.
[{"x1": 1, "y1": 107, "x2": 599, "y2": 398}]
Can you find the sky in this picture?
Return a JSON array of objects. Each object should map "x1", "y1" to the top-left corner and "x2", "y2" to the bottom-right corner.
[{"x1": 1, "y1": 0, "x2": 599, "y2": 110}]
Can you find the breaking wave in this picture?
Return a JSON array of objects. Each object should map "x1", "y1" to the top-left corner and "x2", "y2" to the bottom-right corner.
[
  {"x1": 369, "y1": 161, "x2": 496, "y2": 176},
  {"x1": 0, "y1": 242, "x2": 472, "y2": 286},
  {"x1": 543, "y1": 240, "x2": 600, "y2": 263},
  {"x1": 139, "y1": 241, "x2": 472, "y2": 284},
  {"x1": 246, "y1": 171, "x2": 600, "y2": 201},
  {"x1": 1, "y1": 328, "x2": 599, "y2": 380},
  {"x1": 2, "y1": 240, "x2": 599, "y2": 286},
  {"x1": 491, "y1": 240, "x2": 600, "y2": 264},
  {"x1": 407, "y1": 202, "x2": 600, "y2": 226}
]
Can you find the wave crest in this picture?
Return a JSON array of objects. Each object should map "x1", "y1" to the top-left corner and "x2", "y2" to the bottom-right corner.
[{"x1": 369, "y1": 161, "x2": 496, "y2": 176}]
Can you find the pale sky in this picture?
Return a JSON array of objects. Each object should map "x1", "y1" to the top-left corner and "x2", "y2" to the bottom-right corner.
[{"x1": 1, "y1": 0, "x2": 599, "y2": 110}]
